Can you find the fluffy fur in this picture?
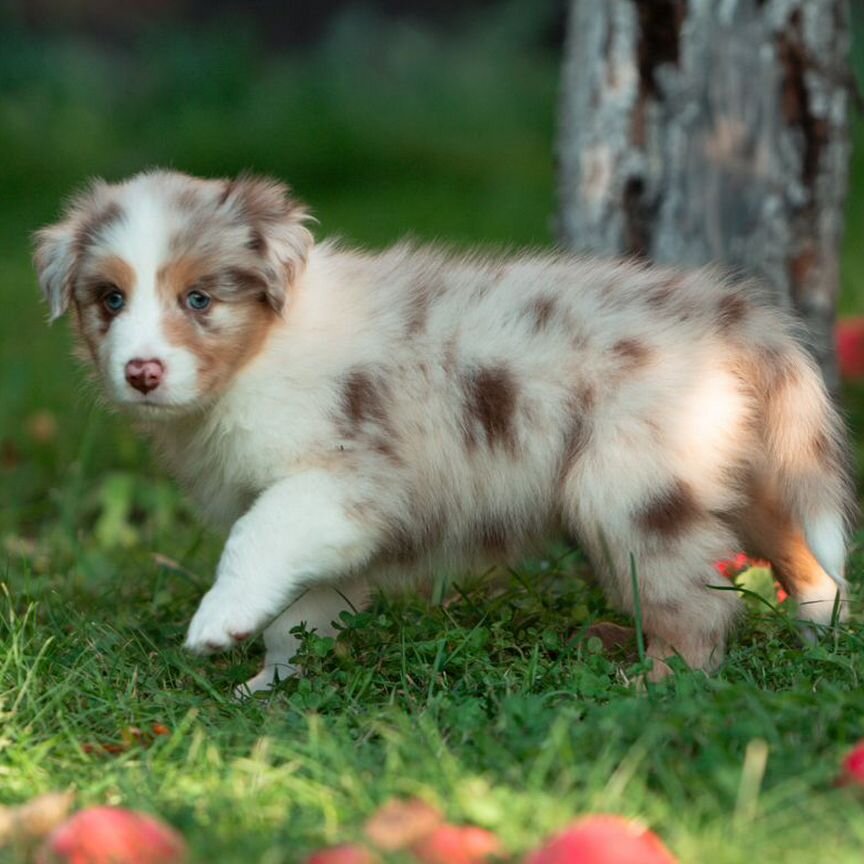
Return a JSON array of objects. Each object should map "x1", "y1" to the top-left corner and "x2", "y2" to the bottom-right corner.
[{"x1": 34, "y1": 170, "x2": 853, "y2": 694}]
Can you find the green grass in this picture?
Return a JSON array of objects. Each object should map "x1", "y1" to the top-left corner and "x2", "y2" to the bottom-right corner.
[{"x1": 2, "y1": 5, "x2": 864, "y2": 862}]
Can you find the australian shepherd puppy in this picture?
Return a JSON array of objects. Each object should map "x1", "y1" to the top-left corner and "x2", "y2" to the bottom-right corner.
[{"x1": 35, "y1": 170, "x2": 852, "y2": 694}]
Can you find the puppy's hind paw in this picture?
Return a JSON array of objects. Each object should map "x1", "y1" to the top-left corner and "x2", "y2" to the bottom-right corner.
[{"x1": 233, "y1": 662, "x2": 298, "y2": 701}]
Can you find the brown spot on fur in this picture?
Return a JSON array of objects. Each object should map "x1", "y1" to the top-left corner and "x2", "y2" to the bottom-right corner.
[
  {"x1": 645, "y1": 276, "x2": 685, "y2": 310},
  {"x1": 564, "y1": 384, "x2": 594, "y2": 464},
  {"x1": 735, "y1": 477, "x2": 834, "y2": 595},
  {"x1": 176, "y1": 187, "x2": 200, "y2": 211},
  {"x1": 371, "y1": 437, "x2": 403, "y2": 465},
  {"x1": 342, "y1": 370, "x2": 387, "y2": 428},
  {"x1": 757, "y1": 346, "x2": 801, "y2": 393},
  {"x1": 462, "y1": 365, "x2": 518, "y2": 452},
  {"x1": 220, "y1": 174, "x2": 305, "y2": 225},
  {"x1": 570, "y1": 328, "x2": 590, "y2": 351},
  {"x1": 77, "y1": 256, "x2": 136, "y2": 302},
  {"x1": 526, "y1": 295, "x2": 558, "y2": 333},
  {"x1": 637, "y1": 480, "x2": 703, "y2": 538},
  {"x1": 406, "y1": 282, "x2": 432, "y2": 335},
  {"x1": 477, "y1": 517, "x2": 510, "y2": 553},
  {"x1": 378, "y1": 507, "x2": 444, "y2": 565},
  {"x1": 74, "y1": 202, "x2": 124, "y2": 255},
  {"x1": 442, "y1": 337, "x2": 459, "y2": 374},
  {"x1": 338, "y1": 369, "x2": 402, "y2": 464},
  {"x1": 158, "y1": 259, "x2": 270, "y2": 306},
  {"x1": 73, "y1": 255, "x2": 137, "y2": 339},
  {"x1": 158, "y1": 255, "x2": 277, "y2": 395},
  {"x1": 246, "y1": 230, "x2": 266, "y2": 253},
  {"x1": 810, "y1": 429, "x2": 845, "y2": 475},
  {"x1": 717, "y1": 293, "x2": 749, "y2": 330},
  {"x1": 612, "y1": 338, "x2": 652, "y2": 370}
]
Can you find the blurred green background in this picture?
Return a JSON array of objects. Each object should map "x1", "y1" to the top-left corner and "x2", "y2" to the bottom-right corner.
[{"x1": 0, "y1": 0, "x2": 862, "y2": 528}]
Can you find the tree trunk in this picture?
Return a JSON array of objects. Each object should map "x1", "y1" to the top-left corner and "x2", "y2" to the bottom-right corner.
[{"x1": 557, "y1": 0, "x2": 852, "y2": 392}]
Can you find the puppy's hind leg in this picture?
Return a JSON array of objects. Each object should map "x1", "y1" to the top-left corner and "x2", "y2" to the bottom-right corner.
[
  {"x1": 565, "y1": 455, "x2": 743, "y2": 679},
  {"x1": 236, "y1": 579, "x2": 370, "y2": 699}
]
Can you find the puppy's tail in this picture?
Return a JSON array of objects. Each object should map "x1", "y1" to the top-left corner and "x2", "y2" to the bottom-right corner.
[{"x1": 742, "y1": 319, "x2": 854, "y2": 620}]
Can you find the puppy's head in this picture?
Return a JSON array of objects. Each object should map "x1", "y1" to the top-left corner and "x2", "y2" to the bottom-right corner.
[{"x1": 34, "y1": 170, "x2": 312, "y2": 414}]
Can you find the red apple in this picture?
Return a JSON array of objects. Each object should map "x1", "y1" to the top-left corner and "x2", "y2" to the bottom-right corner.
[
  {"x1": 364, "y1": 798, "x2": 442, "y2": 851},
  {"x1": 837, "y1": 318, "x2": 864, "y2": 380},
  {"x1": 410, "y1": 824, "x2": 502, "y2": 864},
  {"x1": 838, "y1": 741, "x2": 864, "y2": 787},
  {"x1": 305, "y1": 844, "x2": 378, "y2": 864},
  {"x1": 37, "y1": 806, "x2": 186, "y2": 864},
  {"x1": 526, "y1": 815, "x2": 676, "y2": 864}
]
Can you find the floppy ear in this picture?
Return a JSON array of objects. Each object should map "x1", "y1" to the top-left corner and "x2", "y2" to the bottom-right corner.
[
  {"x1": 33, "y1": 220, "x2": 78, "y2": 322},
  {"x1": 219, "y1": 174, "x2": 314, "y2": 312}
]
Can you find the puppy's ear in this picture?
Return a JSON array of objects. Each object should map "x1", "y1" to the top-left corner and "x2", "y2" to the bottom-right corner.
[
  {"x1": 219, "y1": 175, "x2": 314, "y2": 312},
  {"x1": 33, "y1": 181, "x2": 118, "y2": 323},
  {"x1": 33, "y1": 220, "x2": 78, "y2": 322}
]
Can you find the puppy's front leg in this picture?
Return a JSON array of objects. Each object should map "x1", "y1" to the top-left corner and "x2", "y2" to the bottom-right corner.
[{"x1": 184, "y1": 471, "x2": 378, "y2": 656}]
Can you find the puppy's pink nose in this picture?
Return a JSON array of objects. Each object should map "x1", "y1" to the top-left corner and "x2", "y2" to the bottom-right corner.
[{"x1": 125, "y1": 358, "x2": 164, "y2": 394}]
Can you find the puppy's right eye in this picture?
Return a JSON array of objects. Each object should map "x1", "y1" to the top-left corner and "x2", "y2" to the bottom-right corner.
[{"x1": 102, "y1": 289, "x2": 126, "y2": 314}]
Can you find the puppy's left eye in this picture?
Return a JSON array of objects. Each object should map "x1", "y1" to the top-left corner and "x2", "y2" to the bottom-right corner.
[{"x1": 185, "y1": 290, "x2": 211, "y2": 312}]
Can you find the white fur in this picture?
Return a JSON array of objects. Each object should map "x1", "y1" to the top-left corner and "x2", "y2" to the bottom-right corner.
[{"x1": 805, "y1": 511, "x2": 847, "y2": 584}]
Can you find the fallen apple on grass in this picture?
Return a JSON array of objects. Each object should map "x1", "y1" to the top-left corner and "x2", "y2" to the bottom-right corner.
[
  {"x1": 526, "y1": 815, "x2": 677, "y2": 864},
  {"x1": 305, "y1": 844, "x2": 379, "y2": 864},
  {"x1": 715, "y1": 554, "x2": 788, "y2": 607},
  {"x1": 363, "y1": 798, "x2": 443, "y2": 852},
  {"x1": 837, "y1": 741, "x2": 864, "y2": 787},
  {"x1": 837, "y1": 317, "x2": 864, "y2": 380},
  {"x1": 410, "y1": 824, "x2": 502, "y2": 864},
  {"x1": 37, "y1": 806, "x2": 186, "y2": 864},
  {"x1": 0, "y1": 792, "x2": 75, "y2": 848}
]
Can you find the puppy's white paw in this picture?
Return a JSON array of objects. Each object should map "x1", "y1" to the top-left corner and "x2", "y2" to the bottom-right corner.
[{"x1": 184, "y1": 586, "x2": 270, "y2": 655}]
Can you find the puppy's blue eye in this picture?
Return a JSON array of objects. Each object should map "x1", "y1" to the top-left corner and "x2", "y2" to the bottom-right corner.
[
  {"x1": 103, "y1": 290, "x2": 125, "y2": 313},
  {"x1": 185, "y1": 290, "x2": 211, "y2": 311}
]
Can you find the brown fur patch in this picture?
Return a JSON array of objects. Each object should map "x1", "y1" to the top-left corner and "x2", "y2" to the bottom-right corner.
[
  {"x1": 442, "y1": 337, "x2": 459, "y2": 374},
  {"x1": 561, "y1": 385, "x2": 594, "y2": 472},
  {"x1": 462, "y1": 365, "x2": 518, "y2": 452},
  {"x1": 645, "y1": 275, "x2": 684, "y2": 310},
  {"x1": 74, "y1": 202, "x2": 124, "y2": 255},
  {"x1": 476, "y1": 517, "x2": 511, "y2": 553},
  {"x1": 221, "y1": 174, "x2": 304, "y2": 225},
  {"x1": 612, "y1": 337, "x2": 652, "y2": 370},
  {"x1": 338, "y1": 369, "x2": 402, "y2": 464},
  {"x1": 637, "y1": 479, "x2": 703, "y2": 537},
  {"x1": 810, "y1": 429, "x2": 842, "y2": 472},
  {"x1": 736, "y1": 478, "x2": 831, "y2": 594},
  {"x1": 526, "y1": 295, "x2": 558, "y2": 333},
  {"x1": 754, "y1": 346, "x2": 802, "y2": 397},
  {"x1": 74, "y1": 255, "x2": 137, "y2": 339},
  {"x1": 378, "y1": 508, "x2": 443, "y2": 565},
  {"x1": 717, "y1": 293, "x2": 749, "y2": 330},
  {"x1": 342, "y1": 370, "x2": 388, "y2": 428},
  {"x1": 405, "y1": 282, "x2": 434, "y2": 335},
  {"x1": 158, "y1": 255, "x2": 276, "y2": 394}
]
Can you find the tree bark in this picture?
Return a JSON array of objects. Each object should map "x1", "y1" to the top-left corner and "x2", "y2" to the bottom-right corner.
[{"x1": 557, "y1": 0, "x2": 852, "y2": 392}]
